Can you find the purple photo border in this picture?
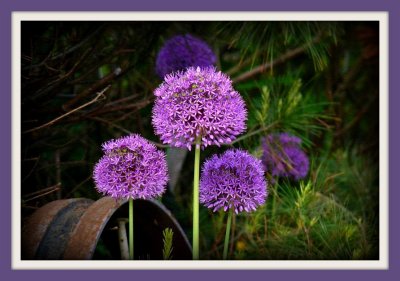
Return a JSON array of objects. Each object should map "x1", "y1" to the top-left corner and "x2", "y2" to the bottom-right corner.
[{"x1": 1, "y1": 0, "x2": 399, "y2": 280}]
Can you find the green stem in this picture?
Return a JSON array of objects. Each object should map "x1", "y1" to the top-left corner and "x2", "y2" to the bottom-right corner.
[
  {"x1": 193, "y1": 138, "x2": 201, "y2": 260},
  {"x1": 223, "y1": 208, "x2": 233, "y2": 260},
  {"x1": 129, "y1": 198, "x2": 134, "y2": 260}
]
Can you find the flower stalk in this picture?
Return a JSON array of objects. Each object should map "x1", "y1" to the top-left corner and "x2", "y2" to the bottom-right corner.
[
  {"x1": 193, "y1": 137, "x2": 201, "y2": 260},
  {"x1": 129, "y1": 198, "x2": 134, "y2": 260},
  {"x1": 223, "y1": 208, "x2": 233, "y2": 260}
]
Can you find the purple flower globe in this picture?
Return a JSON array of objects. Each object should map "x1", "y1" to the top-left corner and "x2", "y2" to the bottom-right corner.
[
  {"x1": 93, "y1": 134, "x2": 168, "y2": 199},
  {"x1": 152, "y1": 66, "x2": 247, "y2": 150},
  {"x1": 199, "y1": 149, "x2": 267, "y2": 214},
  {"x1": 156, "y1": 34, "x2": 216, "y2": 78},
  {"x1": 261, "y1": 133, "x2": 309, "y2": 181}
]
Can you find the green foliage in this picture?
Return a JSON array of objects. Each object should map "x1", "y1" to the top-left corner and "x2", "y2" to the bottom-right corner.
[
  {"x1": 217, "y1": 22, "x2": 340, "y2": 72},
  {"x1": 162, "y1": 228, "x2": 174, "y2": 260},
  {"x1": 203, "y1": 148, "x2": 377, "y2": 260},
  {"x1": 233, "y1": 76, "x2": 331, "y2": 152}
]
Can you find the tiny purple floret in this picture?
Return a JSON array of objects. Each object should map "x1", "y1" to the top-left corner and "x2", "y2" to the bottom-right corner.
[
  {"x1": 200, "y1": 149, "x2": 268, "y2": 214},
  {"x1": 93, "y1": 134, "x2": 168, "y2": 200},
  {"x1": 152, "y1": 66, "x2": 247, "y2": 150}
]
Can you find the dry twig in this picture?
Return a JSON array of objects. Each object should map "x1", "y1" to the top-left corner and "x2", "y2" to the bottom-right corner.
[{"x1": 23, "y1": 86, "x2": 109, "y2": 134}]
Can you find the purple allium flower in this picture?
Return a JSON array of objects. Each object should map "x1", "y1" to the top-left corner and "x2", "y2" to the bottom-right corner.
[
  {"x1": 93, "y1": 134, "x2": 168, "y2": 200},
  {"x1": 152, "y1": 66, "x2": 247, "y2": 150},
  {"x1": 261, "y1": 133, "x2": 309, "y2": 181},
  {"x1": 156, "y1": 34, "x2": 216, "y2": 78},
  {"x1": 199, "y1": 149, "x2": 267, "y2": 214}
]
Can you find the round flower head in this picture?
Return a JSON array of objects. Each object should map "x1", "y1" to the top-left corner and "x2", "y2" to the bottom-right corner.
[
  {"x1": 93, "y1": 134, "x2": 168, "y2": 199},
  {"x1": 156, "y1": 34, "x2": 216, "y2": 78},
  {"x1": 261, "y1": 132, "x2": 309, "y2": 181},
  {"x1": 152, "y1": 66, "x2": 247, "y2": 150},
  {"x1": 199, "y1": 149, "x2": 267, "y2": 214}
]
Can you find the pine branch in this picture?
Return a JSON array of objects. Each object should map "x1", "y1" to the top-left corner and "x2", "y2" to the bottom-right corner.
[{"x1": 232, "y1": 35, "x2": 321, "y2": 84}]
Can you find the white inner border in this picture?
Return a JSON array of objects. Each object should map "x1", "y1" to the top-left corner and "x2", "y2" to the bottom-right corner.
[{"x1": 12, "y1": 12, "x2": 389, "y2": 270}]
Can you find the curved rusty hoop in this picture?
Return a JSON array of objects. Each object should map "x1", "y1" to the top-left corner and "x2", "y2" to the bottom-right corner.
[
  {"x1": 63, "y1": 196, "x2": 126, "y2": 259},
  {"x1": 22, "y1": 198, "x2": 94, "y2": 259},
  {"x1": 23, "y1": 196, "x2": 192, "y2": 260},
  {"x1": 63, "y1": 197, "x2": 192, "y2": 260}
]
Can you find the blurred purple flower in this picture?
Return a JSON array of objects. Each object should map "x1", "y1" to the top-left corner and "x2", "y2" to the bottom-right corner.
[
  {"x1": 93, "y1": 134, "x2": 168, "y2": 199},
  {"x1": 156, "y1": 34, "x2": 216, "y2": 78},
  {"x1": 152, "y1": 66, "x2": 247, "y2": 150},
  {"x1": 261, "y1": 133, "x2": 309, "y2": 181},
  {"x1": 199, "y1": 149, "x2": 267, "y2": 214}
]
